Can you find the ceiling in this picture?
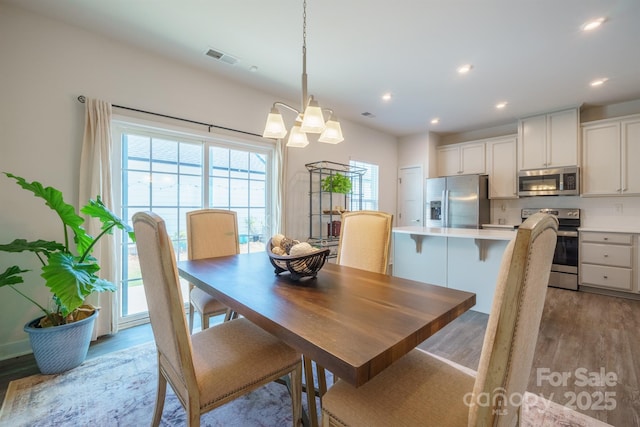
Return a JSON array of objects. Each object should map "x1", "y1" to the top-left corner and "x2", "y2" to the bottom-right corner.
[{"x1": 5, "y1": 0, "x2": 640, "y2": 137}]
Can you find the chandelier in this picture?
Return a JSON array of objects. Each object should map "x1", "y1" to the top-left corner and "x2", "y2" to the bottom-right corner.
[{"x1": 262, "y1": 0, "x2": 344, "y2": 147}]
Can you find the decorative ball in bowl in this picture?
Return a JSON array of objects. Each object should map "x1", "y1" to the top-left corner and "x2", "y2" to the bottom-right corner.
[{"x1": 267, "y1": 237, "x2": 330, "y2": 281}]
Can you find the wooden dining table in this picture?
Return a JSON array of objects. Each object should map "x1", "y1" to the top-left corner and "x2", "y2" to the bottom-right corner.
[{"x1": 177, "y1": 252, "x2": 476, "y2": 388}]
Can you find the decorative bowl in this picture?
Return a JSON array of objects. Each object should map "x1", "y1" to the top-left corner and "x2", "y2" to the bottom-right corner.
[{"x1": 267, "y1": 238, "x2": 331, "y2": 280}]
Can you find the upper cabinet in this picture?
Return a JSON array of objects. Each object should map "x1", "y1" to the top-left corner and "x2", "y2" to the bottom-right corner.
[
  {"x1": 486, "y1": 135, "x2": 518, "y2": 199},
  {"x1": 518, "y1": 108, "x2": 579, "y2": 170},
  {"x1": 437, "y1": 141, "x2": 485, "y2": 176},
  {"x1": 582, "y1": 114, "x2": 640, "y2": 196}
]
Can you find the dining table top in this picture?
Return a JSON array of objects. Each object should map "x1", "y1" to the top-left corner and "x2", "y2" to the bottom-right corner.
[{"x1": 178, "y1": 252, "x2": 476, "y2": 387}]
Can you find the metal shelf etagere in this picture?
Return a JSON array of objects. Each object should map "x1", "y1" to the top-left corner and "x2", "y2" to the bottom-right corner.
[{"x1": 305, "y1": 161, "x2": 366, "y2": 258}]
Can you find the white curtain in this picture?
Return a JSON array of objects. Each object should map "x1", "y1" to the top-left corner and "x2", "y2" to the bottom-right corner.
[
  {"x1": 78, "y1": 98, "x2": 118, "y2": 339},
  {"x1": 275, "y1": 139, "x2": 288, "y2": 234}
]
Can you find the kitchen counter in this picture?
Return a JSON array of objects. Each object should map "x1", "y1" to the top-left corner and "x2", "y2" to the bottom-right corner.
[
  {"x1": 393, "y1": 226, "x2": 516, "y2": 241},
  {"x1": 393, "y1": 226, "x2": 515, "y2": 314}
]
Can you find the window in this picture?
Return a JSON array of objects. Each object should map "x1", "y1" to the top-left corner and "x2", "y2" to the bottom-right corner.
[
  {"x1": 113, "y1": 121, "x2": 274, "y2": 325},
  {"x1": 350, "y1": 160, "x2": 379, "y2": 210}
]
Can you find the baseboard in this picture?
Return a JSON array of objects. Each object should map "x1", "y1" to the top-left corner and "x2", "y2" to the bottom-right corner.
[
  {"x1": 0, "y1": 338, "x2": 32, "y2": 362},
  {"x1": 579, "y1": 285, "x2": 640, "y2": 301}
]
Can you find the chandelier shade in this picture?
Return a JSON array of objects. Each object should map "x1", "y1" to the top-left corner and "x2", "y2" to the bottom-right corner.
[
  {"x1": 262, "y1": 0, "x2": 343, "y2": 146},
  {"x1": 300, "y1": 97, "x2": 325, "y2": 133},
  {"x1": 318, "y1": 117, "x2": 344, "y2": 144},
  {"x1": 286, "y1": 116, "x2": 310, "y2": 148},
  {"x1": 262, "y1": 107, "x2": 287, "y2": 139}
]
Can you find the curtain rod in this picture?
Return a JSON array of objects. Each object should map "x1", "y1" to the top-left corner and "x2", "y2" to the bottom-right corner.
[{"x1": 77, "y1": 95, "x2": 262, "y2": 138}]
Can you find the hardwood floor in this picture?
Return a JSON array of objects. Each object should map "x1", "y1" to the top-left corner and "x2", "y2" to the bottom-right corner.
[
  {"x1": 419, "y1": 287, "x2": 640, "y2": 426},
  {"x1": 2, "y1": 289, "x2": 638, "y2": 426}
]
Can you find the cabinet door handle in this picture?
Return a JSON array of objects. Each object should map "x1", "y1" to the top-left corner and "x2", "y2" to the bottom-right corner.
[
  {"x1": 603, "y1": 275, "x2": 608, "y2": 279},
  {"x1": 604, "y1": 254, "x2": 609, "y2": 257},
  {"x1": 603, "y1": 237, "x2": 609, "y2": 241}
]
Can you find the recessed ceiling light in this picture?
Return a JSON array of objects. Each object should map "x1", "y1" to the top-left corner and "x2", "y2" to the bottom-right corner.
[
  {"x1": 381, "y1": 93, "x2": 392, "y2": 101},
  {"x1": 495, "y1": 102, "x2": 508, "y2": 109},
  {"x1": 590, "y1": 78, "x2": 609, "y2": 87},
  {"x1": 457, "y1": 64, "x2": 473, "y2": 74},
  {"x1": 582, "y1": 17, "x2": 606, "y2": 31},
  {"x1": 431, "y1": 118, "x2": 440, "y2": 125}
]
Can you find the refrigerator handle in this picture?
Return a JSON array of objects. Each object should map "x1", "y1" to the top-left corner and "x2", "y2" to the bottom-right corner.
[{"x1": 442, "y1": 189, "x2": 449, "y2": 227}]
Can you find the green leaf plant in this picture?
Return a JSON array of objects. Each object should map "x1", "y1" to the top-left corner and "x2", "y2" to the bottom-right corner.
[
  {"x1": 321, "y1": 172, "x2": 352, "y2": 194},
  {"x1": 0, "y1": 173, "x2": 135, "y2": 327}
]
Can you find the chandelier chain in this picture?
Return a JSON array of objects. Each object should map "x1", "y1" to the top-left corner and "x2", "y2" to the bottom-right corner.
[{"x1": 303, "y1": 0, "x2": 307, "y2": 52}]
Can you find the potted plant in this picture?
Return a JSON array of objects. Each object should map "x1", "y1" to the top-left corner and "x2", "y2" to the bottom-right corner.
[
  {"x1": 0, "y1": 172, "x2": 134, "y2": 374},
  {"x1": 321, "y1": 172, "x2": 352, "y2": 194}
]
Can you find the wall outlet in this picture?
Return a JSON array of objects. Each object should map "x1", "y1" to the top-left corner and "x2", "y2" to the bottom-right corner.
[{"x1": 614, "y1": 203, "x2": 623, "y2": 214}]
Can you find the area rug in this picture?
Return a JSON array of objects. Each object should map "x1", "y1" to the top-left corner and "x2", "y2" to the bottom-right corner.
[
  {"x1": 0, "y1": 342, "x2": 612, "y2": 427},
  {"x1": 0, "y1": 342, "x2": 307, "y2": 426}
]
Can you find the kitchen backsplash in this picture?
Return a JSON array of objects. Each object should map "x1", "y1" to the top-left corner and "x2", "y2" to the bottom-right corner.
[{"x1": 490, "y1": 196, "x2": 640, "y2": 229}]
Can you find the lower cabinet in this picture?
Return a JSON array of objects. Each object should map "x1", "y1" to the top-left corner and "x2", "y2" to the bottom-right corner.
[
  {"x1": 579, "y1": 231, "x2": 638, "y2": 294},
  {"x1": 392, "y1": 232, "x2": 510, "y2": 314}
]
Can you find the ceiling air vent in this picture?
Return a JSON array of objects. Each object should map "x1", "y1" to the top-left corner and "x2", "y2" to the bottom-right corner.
[{"x1": 205, "y1": 48, "x2": 239, "y2": 65}]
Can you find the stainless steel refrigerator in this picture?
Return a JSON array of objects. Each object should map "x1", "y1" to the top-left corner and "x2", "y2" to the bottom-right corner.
[{"x1": 425, "y1": 174, "x2": 489, "y2": 228}]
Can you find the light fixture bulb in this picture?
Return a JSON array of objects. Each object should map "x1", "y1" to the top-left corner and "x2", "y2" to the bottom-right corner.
[
  {"x1": 590, "y1": 78, "x2": 608, "y2": 87},
  {"x1": 300, "y1": 97, "x2": 326, "y2": 133},
  {"x1": 457, "y1": 64, "x2": 473, "y2": 74},
  {"x1": 286, "y1": 116, "x2": 309, "y2": 147},
  {"x1": 582, "y1": 18, "x2": 605, "y2": 31},
  {"x1": 262, "y1": 107, "x2": 288, "y2": 139},
  {"x1": 319, "y1": 117, "x2": 344, "y2": 144}
]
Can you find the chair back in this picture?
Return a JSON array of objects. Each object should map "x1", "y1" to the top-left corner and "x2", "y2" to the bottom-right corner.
[
  {"x1": 133, "y1": 211, "x2": 198, "y2": 403},
  {"x1": 468, "y1": 212, "x2": 558, "y2": 426},
  {"x1": 187, "y1": 209, "x2": 239, "y2": 260},
  {"x1": 336, "y1": 210, "x2": 393, "y2": 274}
]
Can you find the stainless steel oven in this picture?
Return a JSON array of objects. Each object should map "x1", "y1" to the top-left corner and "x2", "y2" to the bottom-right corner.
[{"x1": 521, "y1": 208, "x2": 580, "y2": 290}]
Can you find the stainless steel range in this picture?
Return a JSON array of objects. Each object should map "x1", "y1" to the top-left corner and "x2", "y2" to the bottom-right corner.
[{"x1": 521, "y1": 208, "x2": 580, "y2": 290}]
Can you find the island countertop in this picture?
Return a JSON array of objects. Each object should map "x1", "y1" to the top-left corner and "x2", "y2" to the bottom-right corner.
[{"x1": 393, "y1": 226, "x2": 516, "y2": 241}]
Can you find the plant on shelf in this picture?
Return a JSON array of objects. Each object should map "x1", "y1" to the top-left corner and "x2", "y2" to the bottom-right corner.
[
  {"x1": 0, "y1": 172, "x2": 135, "y2": 327},
  {"x1": 321, "y1": 172, "x2": 352, "y2": 194}
]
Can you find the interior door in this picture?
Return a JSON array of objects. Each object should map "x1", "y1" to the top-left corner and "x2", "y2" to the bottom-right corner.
[{"x1": 398, "y1": 166, "x2": 423, "y2": 227}]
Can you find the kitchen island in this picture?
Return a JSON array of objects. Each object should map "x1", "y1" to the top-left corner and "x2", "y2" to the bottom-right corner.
[{"x1": 392, "y1": 226, "x2": 516, "y2": 314}]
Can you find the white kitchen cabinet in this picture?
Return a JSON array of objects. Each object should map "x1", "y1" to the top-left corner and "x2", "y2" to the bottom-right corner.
[
  {"x1": 518, "y1": 108, "x2": 579, "y2": 170},
  {"x1": 437, "y1": 141, "x2": 485, "y2": 176},
  {"x1": 580, "y1": 231, "x2": 638, "y2": 294},
  {"x1": 582, "y1": 114, "x2": 640, "y2": 196},
  {"x1": 486, "y1": 135, "x2": 518, "y2": 199}
]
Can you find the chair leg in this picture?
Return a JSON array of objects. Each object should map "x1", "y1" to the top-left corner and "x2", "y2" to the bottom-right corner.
[
  {"x1": 152, "y1": 364, "x2": 167, "y2": 427},
  {"x1": 290, "y1": 362, "x2": 303, "y2": 427},
  {"x1": 303, "y1": 356, "x2": 319, "y2": 427},
  {"x1": 187, "y1": 399, "x2": 201, "y2": 427},
  {"x1": 188, "y1": 302, "x2": 195, "y2": 334},
  {"x1": 201, "y1": 312, "x2": 209, "y2": 330},
  {"x1": 316, "y1": 363, "x2": 327, "y2": 398},
  {"x1": 223, "y1": 308, "x2": 234, "y2": 322}
]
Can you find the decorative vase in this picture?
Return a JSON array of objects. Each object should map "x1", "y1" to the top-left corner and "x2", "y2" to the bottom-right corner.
[{"x1": 24, "y1": 310, "x2": 98, "y2": 374}]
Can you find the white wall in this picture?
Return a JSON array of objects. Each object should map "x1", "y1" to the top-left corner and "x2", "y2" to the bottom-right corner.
[
  {"x1": 0, "y1": 4, "x2": 398, "y2": 359},
  {"x1": 397, "y1": 131, "x2": 439, "y2": 178}
]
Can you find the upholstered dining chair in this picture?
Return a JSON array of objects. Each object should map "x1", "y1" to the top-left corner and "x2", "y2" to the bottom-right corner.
[
  {"x1": 186, "y1": 209, "x2": 239, "y2": 333},
  {"x1": 304, "y1": 210, "x2": 394, "y2": 426},
  {"x1": 133, "y1": 211, "x2": 302, "y2": 427},
  {"x1": 321, "y1": 212, "x2": 558, "y2": 427},
  {"x1": 336, "y1": 210, "x2": 393, "y2": 274}
]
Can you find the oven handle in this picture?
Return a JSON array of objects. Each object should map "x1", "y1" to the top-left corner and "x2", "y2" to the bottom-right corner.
[{"x1": 557, "y1": 230, "x2": 578, "y2": 237}]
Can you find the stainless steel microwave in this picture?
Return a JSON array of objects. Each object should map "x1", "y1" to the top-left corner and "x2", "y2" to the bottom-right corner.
[{"x1": 518, "y1": 166, "x2": 579, "y2": 196}]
